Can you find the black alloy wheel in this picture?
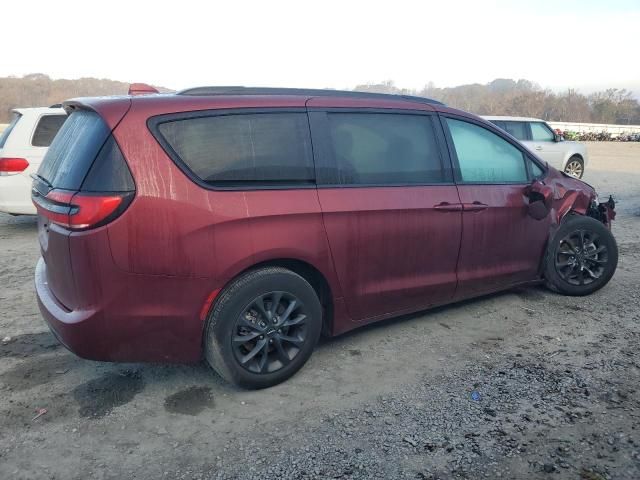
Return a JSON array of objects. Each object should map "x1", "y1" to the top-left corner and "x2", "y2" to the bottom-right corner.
[
  {"x1": 232, "y1": 291, "x2": 308, "y2": 374},
  {"x1": 554, "y1": 229, "x2": 608, "y2": 286}
]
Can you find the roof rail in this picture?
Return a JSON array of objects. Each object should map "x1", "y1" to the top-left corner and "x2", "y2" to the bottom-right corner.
[
  {"x1": 49, "y1": 103, "x2": 63, "y2": 108},
  {"x1": 176, "y1": 86, "x2": 444, "y2": 106}
]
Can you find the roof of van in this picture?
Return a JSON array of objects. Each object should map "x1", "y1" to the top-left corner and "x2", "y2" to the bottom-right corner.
[
  {"x1": 176, "y1": 86, "x2": 445, "y2": 106},
  {"x1": 482, "y1": 115, "x2": 544, "y2": 122}
]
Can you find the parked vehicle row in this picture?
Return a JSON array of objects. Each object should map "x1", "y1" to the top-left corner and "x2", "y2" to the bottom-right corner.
[
  {"x1": 561, "y1": 130, "x2": 640, "y2": 142},
  {"x1": 482, "y1": 116, "x2": 589, "y2": 178},
  {"x1": 31, "y1": 87, "x2": 618, "y2": 389},
  {"x1": 0, "y1": 106, "x2": 67, "y2": 214}
]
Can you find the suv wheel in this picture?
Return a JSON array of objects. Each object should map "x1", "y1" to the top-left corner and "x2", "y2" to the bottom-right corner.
[
  {"x1": 204, "y1": 267, "x2": 322, "y2": 389},
  {"x1": 544, "y1": 215, "x2": 618, "y2": 296},
  {"x1": 564, "y1": 156, "x2": 584, "y2": 178}
]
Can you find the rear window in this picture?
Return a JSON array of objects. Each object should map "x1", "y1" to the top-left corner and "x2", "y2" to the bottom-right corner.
[
  {"x1": 156, "y1": 113, "x2": 314, "y2": 186},
  {"x1": 37, "y1": 110, "x2": 110, "y2": 190},
  {"x1": 0, "y1": 112, "x2": 22, "y2": 149},
  {"x1": 32, "y1": 114, "x2": 67, "y2": 147},
  {"x1": 503, "y1": 121, "x2": 528, "y2": 141}
]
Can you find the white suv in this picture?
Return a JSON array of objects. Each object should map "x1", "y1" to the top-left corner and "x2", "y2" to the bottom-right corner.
[
  {"x1": 483, "y1": 116, "x2": 588, "y2": 178},
  {"x1": 0, "y1": 106, "x2": 67, "y2": 214}
]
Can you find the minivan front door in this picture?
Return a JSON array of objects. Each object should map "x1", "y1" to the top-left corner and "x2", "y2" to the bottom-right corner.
[
  {"x1": 528, "y1": 121, "x2": 564, "y2": 168},
  {"x1": 308, "y1": 108, "x2": 462, "y2": 321},
  {"x1": 442, "y1": 116, "x2": 551, "y2": 297}
]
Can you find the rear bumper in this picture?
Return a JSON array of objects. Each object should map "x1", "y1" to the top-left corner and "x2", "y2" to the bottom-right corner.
[
  {"x1": 0, "y1": 173, "x2": 36, "y2": 215},
  {"x1": 35, "y1": 257, "x2": 102, "y2": 360},
  {"x1": 35, "y1": 255, "x2": 211, "y2": 363}
]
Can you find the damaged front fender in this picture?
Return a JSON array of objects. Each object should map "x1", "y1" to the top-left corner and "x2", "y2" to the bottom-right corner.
[{"x1": 544, "y1": 169, "x2": 615, "y2": 228}]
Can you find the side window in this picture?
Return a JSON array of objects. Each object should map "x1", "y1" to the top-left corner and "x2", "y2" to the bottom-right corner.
[
  {"x1": 531, "y1": 160, "x2": 545, "y2": 178},
  {"x1": 530, "y1": 122, "x2": 554, "y2": 142},
  {"x1": 446, "y1": 118, "x2": 528, "y2": 183},
  {"x1": 157, "y1": 113, "x2": 314, "y2": 185},
  {"x1": 324, "y1": 113, "x2": 446, "y2": 185},
  {"x1": 32, "y1": 115, "x2": 67, "y2": 147},
  {"x1": 503, "y1": 121, "x2": 528, "y2": 141}
]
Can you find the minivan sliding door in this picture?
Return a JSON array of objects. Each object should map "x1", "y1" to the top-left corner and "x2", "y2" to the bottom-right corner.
[{"x1": 308, "y1": 108, "x2": 462, "y2": 322}]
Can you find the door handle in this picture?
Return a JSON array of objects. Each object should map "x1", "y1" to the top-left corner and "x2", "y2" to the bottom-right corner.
[
  {"x1": 463, "y1": 202, "x2": 489, "y2": 212},
  {"x1": 535, "y1": 146, "x2": 543, "y2": 151},
  {"x1": 434, "y1": 202, "x2": 463, "y2": 212}
]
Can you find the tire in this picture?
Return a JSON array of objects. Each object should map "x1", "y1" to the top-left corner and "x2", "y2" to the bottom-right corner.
[
  {"x1": 564, "y1": 155, "x2": 584, "y2": 178},
  {"x1": 544, "y1": 215, "x2": 618, "y2": 296},
  {"x1": 204, "y1": 267, "x2": 322, "y2": 389}
]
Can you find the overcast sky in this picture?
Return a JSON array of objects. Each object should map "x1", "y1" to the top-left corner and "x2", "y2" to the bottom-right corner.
[{"x1": 3, "y1": 0, "x2": 639, "y2": 93}]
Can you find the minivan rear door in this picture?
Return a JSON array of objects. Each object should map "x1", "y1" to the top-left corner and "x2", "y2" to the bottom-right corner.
[{"x1": 308, "y1": 104, "x2": 462, "y2": 321}]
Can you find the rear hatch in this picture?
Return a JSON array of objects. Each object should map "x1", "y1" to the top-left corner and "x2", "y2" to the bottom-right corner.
[{"x1": 32, "y1": 108, "x2": 135, "y2": 310}]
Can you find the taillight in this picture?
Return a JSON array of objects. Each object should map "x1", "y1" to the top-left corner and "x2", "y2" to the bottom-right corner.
[
  {"x1": 32, "y1": 189, "x2": 133, "y2": 231},
  {"x1": 0, "y1": 157, "x2": 29, "y2": 175}
]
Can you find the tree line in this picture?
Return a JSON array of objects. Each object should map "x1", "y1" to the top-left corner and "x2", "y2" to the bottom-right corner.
[
  {"x1": 1, "y1": 74, "x2": 638, "y2": 125},
  {"x1": 0, "y1": 73, "x2": 164, "y2": 123},
  {"x1": 354, "y1": 79, "x2": 640, "y2": 125}
]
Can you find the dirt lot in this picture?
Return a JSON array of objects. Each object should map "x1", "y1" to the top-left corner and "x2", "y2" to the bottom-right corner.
[{"x1": 1, "y1": 143, "x2": 639, "y2": 480}]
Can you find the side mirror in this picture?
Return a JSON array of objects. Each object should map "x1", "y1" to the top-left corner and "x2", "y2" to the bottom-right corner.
[
  {"x1": 553, "y1": 132, "x2": 563, "y2": 142},
  {"x1": 528, "y1": 200, "x2": 549, "y2": 220},
  {"x1": 526, "y1": 180, "x2": 553, "y2": 220}
]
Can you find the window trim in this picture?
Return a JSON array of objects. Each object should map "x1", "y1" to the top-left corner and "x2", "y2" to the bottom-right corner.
[
  {"x1": 147, "y1": 107, "x2": 317, "y2": 191},
  {"x1": 439, "y1": 113, "x2": 547, "y2": 185},
  {"x1": 30, "y1": 113, "x2": 68, "y2": 148},
  {"x1": 308, "y1": 108, "x2": 455, "y2": 188}
]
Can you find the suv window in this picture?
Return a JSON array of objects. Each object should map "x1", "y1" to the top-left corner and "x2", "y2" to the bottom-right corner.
[
  {"x1": 503, "y1": 121, "x2": 528, "y2": 141},
  {"x1": 157, "y1": 113, "x2": 314, "y2": 186},
  {"x1": 530, "y1": 122, "x2": 554, "y2": 142},
  {"x1": 446, "y1": 118, "x2": 528, "y2": 183},
  {"x1": 0, "y1": 112, "x2": 22, "y2": 149},
  {"x1": 32, "y1": 114, "x2": 67, "y2": 147},
  {"x1": 324, "y1": 113, "x2": 446, "y2": 185}
]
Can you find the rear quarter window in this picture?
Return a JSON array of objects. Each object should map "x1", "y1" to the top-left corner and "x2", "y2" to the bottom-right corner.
[
  {"x1": 32, "y1": 114, "x2": 68, "y2": 147},
  {"x1": 155, "y1": 112, "x2": 314, "y2": 187}
]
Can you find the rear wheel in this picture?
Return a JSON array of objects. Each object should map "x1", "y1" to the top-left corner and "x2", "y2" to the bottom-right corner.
[
  {"x1": 544, "y1": 215, "x2": 618, "y2": 296},
  {"x1": 204, "y1": 267, "x2": 322, "y2": 389},
  {"x1": 564, "y1": 156, "x2": 584, "y2": 178}
]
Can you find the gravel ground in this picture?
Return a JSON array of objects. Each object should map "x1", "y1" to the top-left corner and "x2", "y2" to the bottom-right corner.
[{"x1": 1, "y1": 142, "x2": 639, "y2": 480}]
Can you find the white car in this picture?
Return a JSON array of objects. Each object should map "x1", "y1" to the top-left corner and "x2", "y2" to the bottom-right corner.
[
  {"x1": 0, "y1": 106, "x2": 67, "y2": 214},
  {"x1": 483, "y1": 116, "x2": 588, "y2": 178}
]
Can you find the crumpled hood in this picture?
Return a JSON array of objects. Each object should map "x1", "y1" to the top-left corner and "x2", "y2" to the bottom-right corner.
[{"x1": 544, "y1": 166, "x2": 596, "y2": 223}]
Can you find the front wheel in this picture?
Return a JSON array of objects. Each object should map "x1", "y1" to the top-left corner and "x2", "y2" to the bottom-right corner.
[
  {"x1": 204, "y1": 267, "x2": 322, "y2": 389},
  {"x1": 564, "y1": 156, "x2": 584, "y2": 178},
  {"x1": 544, "y1": 215, "x2": 618, "y2": 296}
]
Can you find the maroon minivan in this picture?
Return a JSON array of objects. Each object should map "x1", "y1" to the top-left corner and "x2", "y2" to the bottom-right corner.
[{"x1": 33, "y1": 87, "x2": 618, "y2": 388}]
